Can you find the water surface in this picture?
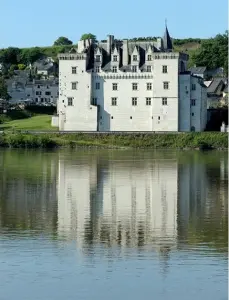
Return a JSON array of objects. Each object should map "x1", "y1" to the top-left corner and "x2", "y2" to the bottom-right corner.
[{"x1": 0, "y1": 149, "x2": 227, "y2": 300}]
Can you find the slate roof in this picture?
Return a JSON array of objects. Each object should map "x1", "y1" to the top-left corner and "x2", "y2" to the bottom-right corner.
[
  {"x1": 163, "y1": 26, "x2": 173, "y2": 51},
  {"x1": 189, "y1": 66, "x2": 207, "y2": 75},
  {"x1": 207, "y1": 78, "x2": 224, "y2": 93}
]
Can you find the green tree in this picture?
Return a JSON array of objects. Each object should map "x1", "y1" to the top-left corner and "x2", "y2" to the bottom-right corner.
[
  {"x1": 191, "y1": 31, "x2": 228, "y2": 75},
  {"x1": 0, "y1": 47, "x2": 21, "y2": 65},
  {"x1": 18, "y1": 64, "x2": 26, "y2": 70},
  {"x1": 53, "y1": 36, "x2": 73, "y2": 46},
  {"x1": 80, "y1": 33, "x2": 96, "y2": 41},
  {"x1": 18, "y1": 47, "x2": 43, "y2": 65},
  {"x1": 0, "y1": 77, "x2": 10, "y2": 100}
]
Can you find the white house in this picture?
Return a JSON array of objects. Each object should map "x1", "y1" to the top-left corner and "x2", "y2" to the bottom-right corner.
[
  {"x1": 25, "y1": 79, "x2": 59, "y2": 105},
  {"x1": 57, "y1": 26, "x2": 207, "y2": 132}
]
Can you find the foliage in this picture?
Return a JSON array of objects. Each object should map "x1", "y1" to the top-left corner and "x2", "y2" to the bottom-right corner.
[
  {"x1": 80, "y1": 33, "x2": 96, "y2": 41},
  {"x1": 53, "y1": 36, "x2": 73, "y2": 46},
  {"x1": 25, "y1": 105, "x2": 57, "y2": 115},
  {"x1": 190, "y1": 31, "x2": 228, "y2": 74},
  {"x1": 173, "y1": 38, "x2": 202, "y2": 46},
  {"x1": 0, "y1": 77, "x2": 10, "y2": 100},
  {"x1": 0, "y1": 132, "x2": 227, "y2": 149},
  {"x1": 0, "y1": 47, "x2": 21, "y2": 64},
  {"x1": 18, "y1": 63, "x2": 26, "y2": 70}
]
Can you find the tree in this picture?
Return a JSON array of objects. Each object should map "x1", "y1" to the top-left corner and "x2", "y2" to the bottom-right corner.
[
  {"x1": 0, "y1": 77, "x2": 10, "y2": 100},
  {"x1": 0, "y1": 47, "x2": 21, "y2": 65},
  {"x1": 18, "y1": 47, "x2": 43, "y2": 65},
  {"x1": 191, "y1": 31, "x2": 228, "y2": 75},
  {"x1": 80, "y1": 33, "x2": 96, "y2": 41},
  {"x1": 53, "y1": 37, "x2": 73, "y2": 46},
  {"x1": 18, "y1": 64, "x2": 26, "y2": 70}
]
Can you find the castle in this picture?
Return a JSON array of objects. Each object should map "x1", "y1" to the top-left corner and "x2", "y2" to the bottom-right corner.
[{"x1": 56, "y1": 26, "x2": 207, "y2": 132}]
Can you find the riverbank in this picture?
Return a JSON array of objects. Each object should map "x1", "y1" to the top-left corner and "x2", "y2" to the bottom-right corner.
[{"x1": 0, "y1": 132, "x2": 227, "y2": 150}]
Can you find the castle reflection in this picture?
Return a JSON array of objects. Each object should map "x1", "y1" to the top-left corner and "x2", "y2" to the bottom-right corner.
[{"x1": 57, "y1": 151, "x2": 228, "y2": 254}]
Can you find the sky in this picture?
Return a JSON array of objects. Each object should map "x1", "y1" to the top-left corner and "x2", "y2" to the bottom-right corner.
[{"x1": 0, "y1": 0, "x2": 228, "y2": 48}]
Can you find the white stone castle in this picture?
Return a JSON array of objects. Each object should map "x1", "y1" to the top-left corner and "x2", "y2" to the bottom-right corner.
[{"x1": 56, "y1": 26, "x2": 207, "y2": 132}]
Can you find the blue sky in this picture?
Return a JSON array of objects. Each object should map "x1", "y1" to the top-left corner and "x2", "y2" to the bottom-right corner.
[{"x1": 0, "y1": 0, "x2": 227, "y2": 48}]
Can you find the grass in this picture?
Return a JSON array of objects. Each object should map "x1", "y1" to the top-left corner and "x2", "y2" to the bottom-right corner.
[
  {"x1": 0, "y1": 115, "x2": 57, "y2": 131},
  {"x1": 0, "y1": 132, "x2": 227, "y2": 149}
]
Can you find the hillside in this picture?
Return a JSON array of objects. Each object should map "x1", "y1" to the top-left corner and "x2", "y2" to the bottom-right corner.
[{"x1": 0, "y1": 33, "x2": 227, "y2": 74}]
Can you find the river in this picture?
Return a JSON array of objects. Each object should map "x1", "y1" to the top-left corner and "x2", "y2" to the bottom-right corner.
[{"x1": 0, "y1": 149, "x2": 227, "y2": 300}]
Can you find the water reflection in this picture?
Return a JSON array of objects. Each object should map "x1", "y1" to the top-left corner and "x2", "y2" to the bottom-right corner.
[
  {"x1": 56, "y1": 151, "x2": 228, "y2": 255},
  {"x1": 0, "y1": 150, "x2": 227, "y2": 255}
]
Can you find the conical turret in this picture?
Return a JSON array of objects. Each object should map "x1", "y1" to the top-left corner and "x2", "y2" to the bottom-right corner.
[{"x1": 163, "y1": 24, "x2": 173, "y2": 51}]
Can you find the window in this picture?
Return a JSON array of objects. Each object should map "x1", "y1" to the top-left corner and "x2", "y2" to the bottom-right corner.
[
  {"x1": 111, "y1": 97, "x2": 117, "y2": 106},
  {"x1": 146, "y1": 97, "x2": 151, "y2": 105},
  {"x1": 95, "y1": 55, "x2": 101, "y2": 62},
  {"x1": 112, "y1": 66, "x2": 117, "y2": 73},
  {"x1": 72, "y1": 82, "x2": 78, "y2": 90},
  {"x1": 133, "y1": 55, "x2": 138, "y2": 61},
  {"x1": 35, "y1": 98, "x2": 38, "y2": 102},
  {"x1": 132, "y1": 97, "x2": 137, "y2": 106},
  {"x1": 36, "y1": 91, "x2": 41, "y2": 95},
  {"x1": 162, "y1": 97, "x2": 167, "y2": 105},
  {"x1": 192, "y1": 84, "x2": 196, "y2": 90},
  {"x1": 132, "y1": 66, "x2": 137, "y2": 72},
  {"x1": 37, "y1": 85, "x2": 40, "y2": 88},
  {"x1": 112, "y1": 83, "x2": 118, "y2": 91},
  {"x1": 47, "y1": 86, "x2": 49, "y2": 89},
  {"x1": 72, "y1": 67, "x2": 77, "y2": 74},
  {"x1": 163, "y1": 81, "x2": 169, "y2": 89},
  {"x1": 113, "y1": 55, "x2": 118, "y2": 62},
  {"x1": 68, "y1": 97, "x2": 73, "y2": 106},
  {"x1": 92, "y1": 98, "x2": 97, "y2": 105},
  {"x1": 191, "y1": 99, "x2": 196, "y2": 106},
  {"x1": 162, "y1": 65, "x2": 168, "y2": 73},
  {"x1": 147, "y1": 55, "x2": 152, "y2": 61},
  {"x1": 146, "y1": 66, "x2": 151, "y2": 72},
  {"x1": 95, "y1": 66, "x2": 100, "y2": 73},
  {"x1": 95, "y1": 82, "x2": 100, "y2": 90},
  {"x1": 147, "y1": 83, "x2": 152, "y2": 90},
  {"x1": 192, "y1": 112, "x2": 194, "y2": 116},
  {"x1": 45, "y1": 91, "x2": 51, "y2": 95},
  {"x1": 132, "y1": 83, "x2": 138, "y2": 90},
  {"x1": 130, "y1": 116, "x2": 132, "y2": 119},
  {"x1": 158, "y1": 116, "x2": 160, "y2": 120}
]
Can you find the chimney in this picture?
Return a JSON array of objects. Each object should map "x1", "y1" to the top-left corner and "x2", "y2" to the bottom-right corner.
[
  {"x1": 123, "y1": 39, "x2": 128, "y2": 66},
  {"x1": 107, "y1": 35, "x2": 114, "y2": 55}
]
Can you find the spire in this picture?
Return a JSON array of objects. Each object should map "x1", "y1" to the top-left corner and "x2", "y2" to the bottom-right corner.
[{"x1": 163, "y1": 22, "x2": 173, "y2": 51}]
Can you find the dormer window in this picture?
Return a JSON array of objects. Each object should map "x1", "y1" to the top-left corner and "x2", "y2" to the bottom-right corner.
[
  {"x1": 95, "y1": 66, "x2": 100, "y2": 73},
  {"x1": 147, "y1": 55, "x2": 152, "y2": 61},
  {"x1": 113, "y1": 55, "x2": 118, "y2": 62},
  {"x1": 112, "y1": 66, "x2": 117, "y2": 73},
  {"x1": 146, "y1": 66, "x2": 151, "y2": 72},
  {"x1": 95, "y1": 55, "x2": 101, "y2": 62},
  {"x1": 133, "y1": 55, "x2": 138, "y2": 61}
]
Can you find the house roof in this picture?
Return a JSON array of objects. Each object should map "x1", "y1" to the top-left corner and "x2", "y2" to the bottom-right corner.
[
  {"x1": 189, "y1": 66, "x2": 207, "y2": 74},
  {"x1": 223, "y1": 84, "x2": 228, "y2": 93},
  {"x1": 207, "y1": 78, "x2": 224, "y2": 93}
]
